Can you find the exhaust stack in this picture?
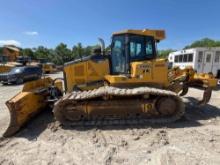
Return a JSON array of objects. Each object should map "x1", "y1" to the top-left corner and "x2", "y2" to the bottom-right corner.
[{"x1": 98, "y1": 38, "x2": 105, "y2": 56}]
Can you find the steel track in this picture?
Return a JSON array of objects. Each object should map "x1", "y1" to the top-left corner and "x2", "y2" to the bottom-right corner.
[{"x1": 53, "y1": 86, "x2": 185, "y2": 125}]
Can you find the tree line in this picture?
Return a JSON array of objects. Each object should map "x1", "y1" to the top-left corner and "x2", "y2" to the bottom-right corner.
[
  {"x1": 1, "y1": 38, "x2": 220, "y2": 65},
  {"x1": 20, "y1": 43, "x2": 99, "y2": 65}
]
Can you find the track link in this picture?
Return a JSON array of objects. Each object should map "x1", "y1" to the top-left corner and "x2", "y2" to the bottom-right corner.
[{"x1": 53, "y1": 86, "x2": 185, "y2": 125}]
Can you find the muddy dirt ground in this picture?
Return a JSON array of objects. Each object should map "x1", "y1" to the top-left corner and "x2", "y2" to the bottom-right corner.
[{"x1": 0, "y1": 72, "x2": 220, "y2": 165}]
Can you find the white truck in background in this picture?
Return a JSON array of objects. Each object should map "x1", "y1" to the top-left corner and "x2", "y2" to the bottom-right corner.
[{"x1": 168, "y1": 48, "x2": 220, "y2": 82}]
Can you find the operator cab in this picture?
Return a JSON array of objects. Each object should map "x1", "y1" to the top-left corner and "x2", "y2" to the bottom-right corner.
[{"x1": 110, "y1": 29, "x2": 165, "y2": 75}]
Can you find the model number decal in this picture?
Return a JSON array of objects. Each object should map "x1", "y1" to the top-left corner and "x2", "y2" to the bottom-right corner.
[{"x1": 138, "y1": 64, "x2": 151, "y2": 73}]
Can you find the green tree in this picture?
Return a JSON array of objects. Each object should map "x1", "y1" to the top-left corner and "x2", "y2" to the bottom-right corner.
[
  {"x1": 0, "y1": 47, "x2": 3, "y2": 55},
  {"x1": 21, "y1": 48, "x2": 34, "y2": 59},
  {"x1": 72, "y1": 43, "x2": 84, "y2": 59},
  {"x1": 34, "y1": 46, "x2": 50, "y2": 59},
  {"x1": 105, "y1": 45, "x2": 111, "y2": 55},
  {"x1": 83, "y1": 45, "x2": 93, "y2": 56},
  {"x1": 54, "y1": 43, "x2": 72, "y2": 65},
  {"x1": 72, "y1": 43, "x2": 100, "y2": 59},
  {"x1": 185, "y1": 38, "x2": 220, "y2": 49},
  {"x1": 158, "y1": 49, "x2": 175, "y2": 59}
]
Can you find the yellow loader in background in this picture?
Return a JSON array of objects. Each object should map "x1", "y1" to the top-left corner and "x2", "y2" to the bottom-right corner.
[
  {"x1": 3, "y1": 29, "x2": 218, "y2": 137},
  {"x1": 169, "y1": 66, "x2": 217, "y2": 105},
  {"x1": 42, "y1": 62, "x2": 57, "y2": 74},
  {"x1": 0, "y1": 62, "x2": 23, "y2": 73}
]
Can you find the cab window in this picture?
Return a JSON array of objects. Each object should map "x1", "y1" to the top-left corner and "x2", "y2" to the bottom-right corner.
[
  {"x1": 129, "y1": 35, "x2": 154, "y2": 61},
  {"x1": 130, "y1": 42, "x2": 142, "y2": 58},
  {"x1": 129, "y1": 35, "x2": 145, "y2": 60},
  {"x1": 146, "y1": 40, "x2": 153, "y2": 57}
]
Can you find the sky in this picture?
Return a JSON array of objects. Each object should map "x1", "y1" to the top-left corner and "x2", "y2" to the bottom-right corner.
[{"x1": 0, "y1": 0, "x2": 220, "y2": 50}]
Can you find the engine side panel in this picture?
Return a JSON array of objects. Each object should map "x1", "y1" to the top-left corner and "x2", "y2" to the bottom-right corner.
[
  {"x1": 63, "y1": 56, "x2": 109, "y2": 92},
  {"x1": 105, "y1": 59, "x2": 169, "y2": 88}
]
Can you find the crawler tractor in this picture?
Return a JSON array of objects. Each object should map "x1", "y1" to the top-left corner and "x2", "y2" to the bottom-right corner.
[{"x1": 3, "y1": 29, "x2": 218, "y2": 137}]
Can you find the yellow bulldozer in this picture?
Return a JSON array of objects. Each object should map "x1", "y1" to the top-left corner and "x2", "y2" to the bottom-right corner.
[{"x1": 3, "y1": 29, "x2": 218, "y2": 137}]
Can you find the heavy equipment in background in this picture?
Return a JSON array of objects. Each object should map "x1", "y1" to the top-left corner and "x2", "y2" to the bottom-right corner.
[
  {"x1": 16, "y1": 57, "x2": 58, "y2": 73},
  {"x1": 0, "y1": 45, "x2": 22, "y2": 73},
  {"x1": 0, "y1": 46, "x2": 39, "y2": 73},
  {"x1": 42, "y1": 62, "x2": 57, "y2": 74},
  {"x1": 0, "y1": 46, "x2": 57, "y2": 74},
  {"x1": 168, "y1": 66, "x2": 217, "y2": 104},
  {"x1": 3, "y1": 29, "x2": 218, "y2": 137},
  {"x1": 0, "y1": 62, "x2": 23, "y2": 73},
  {"x1": 36, "y1": 58, "x2": 57, "y2": 74}
]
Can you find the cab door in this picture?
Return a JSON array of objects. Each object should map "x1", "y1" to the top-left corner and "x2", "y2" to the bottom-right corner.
[{"x1": 111, "y1": 35, "x2": 128, "y2": 74}]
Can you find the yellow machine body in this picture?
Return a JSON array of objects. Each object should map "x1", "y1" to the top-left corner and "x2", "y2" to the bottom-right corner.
[
  {"x1": 170, "y1": 66, "x2": 218, "y2": 88},
  {"x1": 63, "y1": 58, "x2": 169, "y2": 92},
  {"x1": 0, "y1": 62, "x2": 22, "y2": 73},
  {"x1": 63, "y1": 58, "x2": 109, "y2": 92},
  {"x1": 0, "y1": 64, "x2": 13, "y2": 73},
  {"x1": 113, "y1": 29, "x2": 165, "y2": 41},
  {"x1": 193, "y1": 73, "x2": 217, "y2": 87},
  {"x1": 63, "y1": 29, "x2": 167, "y2": 92},
  {"x1": 105, "y1": 59, "x2": 169, "y2": 88}
]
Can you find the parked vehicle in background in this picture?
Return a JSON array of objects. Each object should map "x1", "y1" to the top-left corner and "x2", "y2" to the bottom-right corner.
[
  {"x1": 0, "y1": 66, "x2": 42, "y2": 85},
  {"x1": 42, "y1": 62, "x2": 57, "y2": 74},
  {"x1": 168, "y1": 47, "x2": 220, "y2": 78}
]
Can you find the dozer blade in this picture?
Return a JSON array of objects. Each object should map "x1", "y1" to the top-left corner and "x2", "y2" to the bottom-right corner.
[{"x1": 3, "y1": 78, "x2": 54, "y2": 137}]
